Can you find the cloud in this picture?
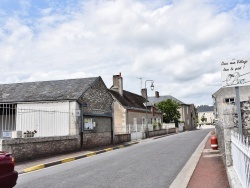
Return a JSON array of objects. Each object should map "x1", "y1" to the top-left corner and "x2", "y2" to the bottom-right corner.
[{"x1": 0, "y1": 0, "x2": 250, "y2": 105}]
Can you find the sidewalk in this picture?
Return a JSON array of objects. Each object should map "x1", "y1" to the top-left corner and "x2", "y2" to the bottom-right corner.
[{"x1": 187, "y1": 131, "x2": 230, "y2": 188}]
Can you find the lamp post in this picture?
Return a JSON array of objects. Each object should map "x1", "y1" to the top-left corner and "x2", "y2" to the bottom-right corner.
[{"x1": 145, "y1": 80, "x2": 154, "y2": 138}]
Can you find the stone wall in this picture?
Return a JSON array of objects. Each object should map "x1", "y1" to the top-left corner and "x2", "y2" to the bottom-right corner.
[
  {"x1": 241, "y1": 101, "x2": 250, "y2": 137},
  {"x1": 148, "y1": 128, "x2": 176, "y2": 137},
  {"x1": 113, "y1": 134, "x2": 130, "y2": 144},
  {"x1": 0, "y1": 135, "x2": 80, "y2": 162},
  {"x1": 79, "y1": 77, "x2": 113, "y2": 116},
  {"x1": 82, "y1": 132, "x2": 112, "y2": 148},
  {"x1": 214, "y1": 101, "x2": 250, "y2": 167}
]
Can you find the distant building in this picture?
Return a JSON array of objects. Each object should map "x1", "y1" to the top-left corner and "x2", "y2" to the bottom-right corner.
[
  {"x1": 109, "y1": 74, "x2": 163, "y2": 136},
  {"x1": 147, "y1": 92, "x2": 196, "y2": 130},
  {"x1": 196, "y1": 105, "x2": 214, "y2": 124}
]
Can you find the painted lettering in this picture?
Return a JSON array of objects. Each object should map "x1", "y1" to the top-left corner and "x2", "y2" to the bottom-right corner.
[
  {"x1": 235, "y1": 67, "x2": 242, "y2": 71},
  {"x1": 221, "y1": 62, "x2": 228, "y2": 65}
]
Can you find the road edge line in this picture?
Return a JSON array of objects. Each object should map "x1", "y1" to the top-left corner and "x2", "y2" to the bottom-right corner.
[{"x1": 169, "y1": 131, "x2": 211, "y2": 188}]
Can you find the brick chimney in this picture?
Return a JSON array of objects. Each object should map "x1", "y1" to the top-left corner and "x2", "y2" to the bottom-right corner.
[
  {"x1": 155, "y1": 91, "x2": 159, "y2": 98},
  {"x1": 141, "y1": 88, "x2": 147, "y2": 99},
  {"x1": 112, "y1": 73, "x2": 123, "y2": 96}
]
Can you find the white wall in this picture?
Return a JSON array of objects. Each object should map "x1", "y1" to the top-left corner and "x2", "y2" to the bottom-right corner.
[
  {"x1": 198, "y1": 111, "x2": 214, "y2": 124},
  {"x1": 16, "y1": 101, "x2": 73, "y2": 137}
]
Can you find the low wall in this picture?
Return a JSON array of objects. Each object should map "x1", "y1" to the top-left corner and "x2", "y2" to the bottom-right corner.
[
  {"x1": 82, "y1": 132, "x2": 112, "y2": 148},
  {"x1": 113, "y1": 134, "x2": 130, "y2": 144},
  {"x1": 0, "y1": 135, "x2": 80, "y2": 162},
  {"x1": 148, "y1": 128, "x2": 176, "y2": 138}
]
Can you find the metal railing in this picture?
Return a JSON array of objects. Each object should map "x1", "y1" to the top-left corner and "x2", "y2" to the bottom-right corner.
[
  {"x1": 231, "y1": 130, "x2": 250, "y2": 188},
  {"x1": 0, "y1": 104, "x2": 74, "y2": 139}
]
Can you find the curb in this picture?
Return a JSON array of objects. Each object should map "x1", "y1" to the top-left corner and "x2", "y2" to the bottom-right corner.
[
  {"x1": 18, "y1": 141, "x2": 138, "y2": 175},
  {"x1": 169, "y1": 131, "x2": 211, "y2": 188}
]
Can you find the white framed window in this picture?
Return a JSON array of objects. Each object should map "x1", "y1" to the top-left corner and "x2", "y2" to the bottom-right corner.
[
  {"x1": 133, "y1": 117, "x2": 137, "y2": 126},
  {"x1": 84, "y1": 118, "x2": 94, "y2": 130}
]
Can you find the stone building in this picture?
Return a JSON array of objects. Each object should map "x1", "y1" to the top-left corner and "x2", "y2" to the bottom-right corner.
[
  {"x1": 212, "y1": 86, "x2": 250, "y2": 122},
  {"x1": 0, "y1": 76, "x2": 113, "y2": 161},
  {"x1": 147, "y1": 92, "x2": 196, "y2": 130},
  {"x1": 109, "y1": 74, "x2": 163, "y2": 138}
]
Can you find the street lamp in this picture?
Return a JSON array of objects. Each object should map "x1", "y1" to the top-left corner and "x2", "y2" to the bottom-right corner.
[{"x1": 145, "y1": 80, "x2": 154, "y2": 138}]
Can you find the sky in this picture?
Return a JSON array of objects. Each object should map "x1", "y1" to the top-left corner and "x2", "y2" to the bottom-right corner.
[{"x1": 0, "y1": 0, "x2": 250, "y2": 106}]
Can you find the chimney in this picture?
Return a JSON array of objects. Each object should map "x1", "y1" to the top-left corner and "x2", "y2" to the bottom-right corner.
[
  {"x1": 155, "y1": 91, "x2": 159, "y2": 98},
  {"x1": 141, "y1": 88, "x2": 147, "y2": 99},
  {"x1": 112, "y1": 73, "x2": 123, "y2": 96}
]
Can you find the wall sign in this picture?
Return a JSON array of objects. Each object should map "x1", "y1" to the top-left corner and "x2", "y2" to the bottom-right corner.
[
  {"x1": 221, "y1": 59, "x2": 250, "y2": 87},
  {"x1": 2, "y1": 131, "x2": 12, "y2": 138}
]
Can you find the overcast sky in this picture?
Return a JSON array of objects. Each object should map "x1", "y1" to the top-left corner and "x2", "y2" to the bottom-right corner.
[{"x1": 0, "y1": 0, "x2": 250, "y2": 106}]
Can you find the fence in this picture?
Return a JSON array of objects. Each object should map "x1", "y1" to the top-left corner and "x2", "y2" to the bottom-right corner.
[
  {"x1": 0, "y1": 104, "x2": 72, "y2": 139},
  {"x1": 114, "y1": 124, "x2": 154, "y2": 134},
  {"x1": 231, "y1": 130, "x2": 250, "y2": 188}
]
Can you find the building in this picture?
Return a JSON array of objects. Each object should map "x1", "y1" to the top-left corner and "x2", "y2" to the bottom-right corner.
[
  {"x1": 196, "y1": 105, "x2": 214, "y2": 124},
  {"x1": 0, "y1": 76, "x2": 114, "y2": 149},
  {"x1": 212, "y1": 86, "x2": 250, "y2": 121},
  {"x1": 109, "y1": 74, "x2": 163, "y2": 138},
  {"x1": 147, "y1": 92, "x2": 196, "y2": 130}
]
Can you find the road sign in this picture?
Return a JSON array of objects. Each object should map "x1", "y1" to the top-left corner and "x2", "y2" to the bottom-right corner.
[{"x1": 221, "y1": 59, "x2": 250, "y2": 87}]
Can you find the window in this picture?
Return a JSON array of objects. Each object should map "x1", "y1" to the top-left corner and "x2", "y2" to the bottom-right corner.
[
  {"x1": 224, "y1": 98, "x2": 235, "y2": 104},
  {"x1": 151, "y1": 118, "x2": 156, "y2": 124},
  {"x1": 133, "y1": 118, "x2": 137, "y2": 126},
  {"x1": 142, "y1": 117, "x2": 146, "y2": 125},
  {"x1": 84, "y1": 118, "x2": 94, "y2": 130}
]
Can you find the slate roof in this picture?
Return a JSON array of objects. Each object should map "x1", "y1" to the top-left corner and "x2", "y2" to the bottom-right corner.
[
  {"x1": 147, "y1": 95, "x2": 185, "y2": 106},
  {"x1": 196, "y1": 105, "x2": 214, "y2": 112},
  {"x1": 109, "y1": 89, "x2": 146, "y2": 109},
  {"x1": 0, "y1": 77, "x2": 99, "y2": 103}
]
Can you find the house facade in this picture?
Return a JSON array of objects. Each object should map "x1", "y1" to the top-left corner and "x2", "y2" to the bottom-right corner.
[
  {"x1": 109, "y1": 74, "x2": 163, "y2": 138},
  {"x1": 0, "y1": 76, "x2": 113, "y2": 161},
  {"x1": 147, "y1": 92, "x2": 196, "y2": 130},
  {"x1": 196, "y1": 105, "x2": 214, "y2": 124},
  {"x1": 212, "y1": 86, "x2": 250, "y2": 121}
]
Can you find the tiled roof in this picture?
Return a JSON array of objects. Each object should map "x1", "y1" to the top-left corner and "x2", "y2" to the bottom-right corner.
[
  {"x1": 197, "y1": 105, "x2": 214, "y2": 112},
  {"x1": 0, "y1": 77, "x2": 99, "y2": 102},
  {"x1": 109, "y1": 89, "x2": 146, "y2": 109},
  {"x1": 147, "y1": 95, "x2": 185, "y2": 106}
]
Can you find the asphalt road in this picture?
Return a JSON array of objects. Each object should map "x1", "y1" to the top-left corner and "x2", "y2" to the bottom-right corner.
[{"x1": 16, "y1": 129, "x2": 211, "y2": 188}]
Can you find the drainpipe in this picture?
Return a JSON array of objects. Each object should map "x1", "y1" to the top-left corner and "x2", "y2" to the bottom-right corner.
[
  {"x1": 111, "y1": 101, "x2": 114, "y2": 144},
  {"x1": 77, "y1": 101, "x2": 87, "y2": 149}
]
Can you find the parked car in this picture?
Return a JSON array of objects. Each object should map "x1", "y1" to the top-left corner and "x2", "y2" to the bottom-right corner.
[{"x1": 0, "y1": 151, "x2": 18, "y2": 187}]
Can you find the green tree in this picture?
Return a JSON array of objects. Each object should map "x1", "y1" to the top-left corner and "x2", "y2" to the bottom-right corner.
[
  {"x1": 156, "y1": 99, "x2": 181, "y2": 123},
  {"x1": 201, "y1": 115, "x2": 206, "y2": 123}
]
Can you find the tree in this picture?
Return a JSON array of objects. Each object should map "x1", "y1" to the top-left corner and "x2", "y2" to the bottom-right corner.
[
  {"x1": 201, "y1": 115, "x2": 206, "y2": 123},
  {"x1": 156, "y1": 99, "x2": 181, "y2": 123}
]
